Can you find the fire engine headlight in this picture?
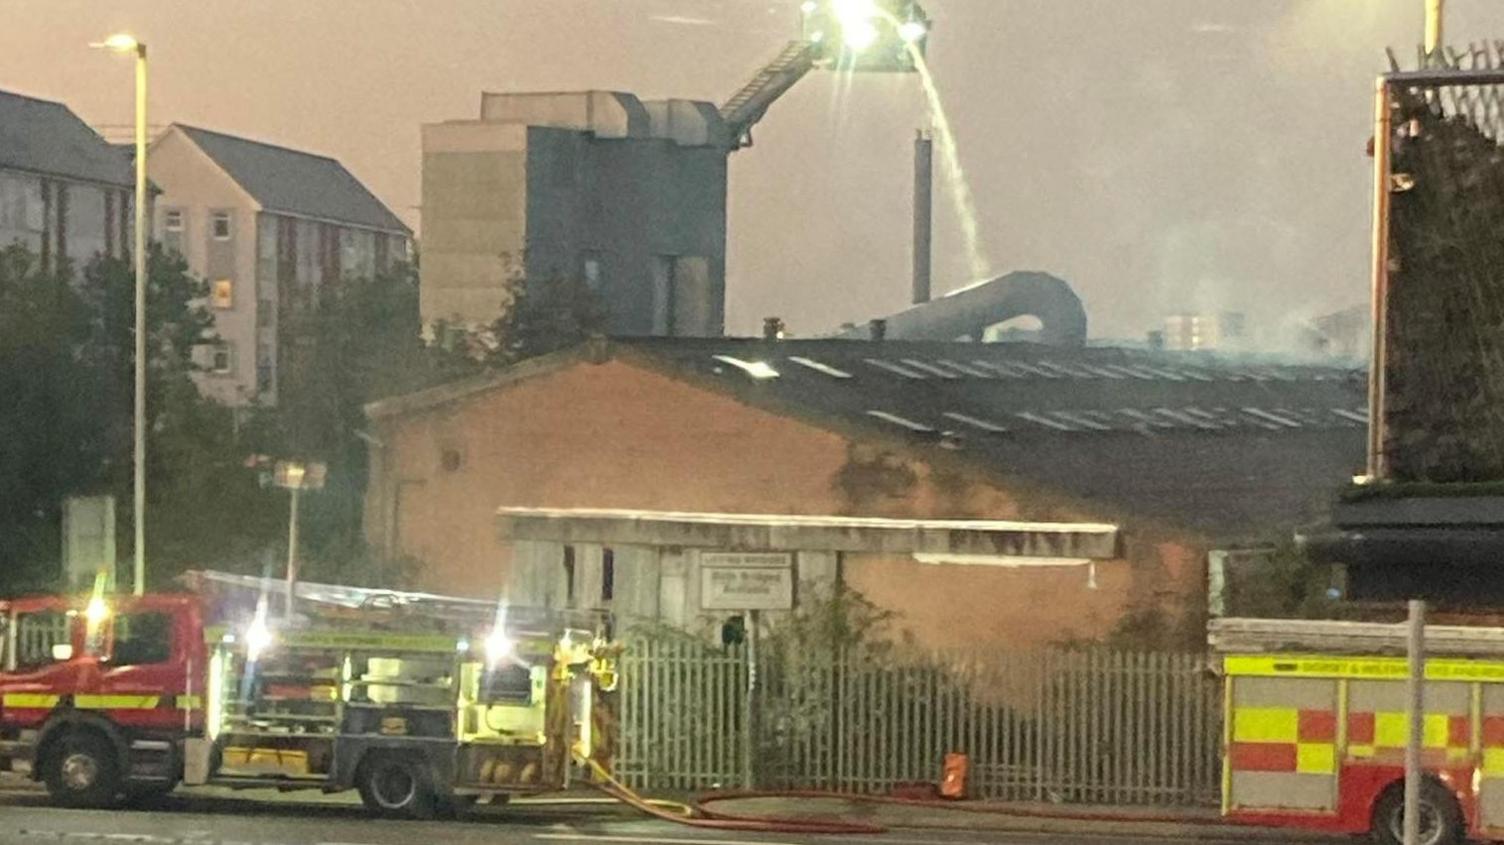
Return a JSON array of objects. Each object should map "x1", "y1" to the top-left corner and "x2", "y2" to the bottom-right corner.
[
  {"x1": 485, "y1": 628, "x2": 515, "y2": 666},
  {"x1": 85, "y1": 595, "x2": 110, "y2": 626}
]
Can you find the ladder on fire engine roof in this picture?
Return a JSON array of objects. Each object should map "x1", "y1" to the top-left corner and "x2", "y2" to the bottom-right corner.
[
  {"x1": 180, "y1": 569, "x2": 608, "y2": 635},
  {"x1": 720, "y1": 40, "x2": 822, "y2": 150},
  {"x1": 1209, "y1": 617, "x2": 1504, "y2": 658}
]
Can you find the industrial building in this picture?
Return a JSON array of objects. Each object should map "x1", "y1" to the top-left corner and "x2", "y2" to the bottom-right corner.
[
  {"x1": 419, "y1": 15, "x2": 929, "y2": 340},
  {"x1": 363, "y1": 335, "x2": 1365, "y2": 650},
  {"x1": 420, "y1": 91, "x2": 730, "y2": 337}
]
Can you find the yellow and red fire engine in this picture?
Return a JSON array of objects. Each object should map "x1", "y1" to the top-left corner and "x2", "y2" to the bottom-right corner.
[
  {"x1": 0, "y1": 571, "x2": 619, "y2": 818},
  {"x1": 1214, "y1": 617, "x2": 1504, "y2": 845}
]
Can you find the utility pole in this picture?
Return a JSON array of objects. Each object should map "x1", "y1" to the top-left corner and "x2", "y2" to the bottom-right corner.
[{"x1": 1425, "y1": 0, "x2": 1444, "y2": 61}]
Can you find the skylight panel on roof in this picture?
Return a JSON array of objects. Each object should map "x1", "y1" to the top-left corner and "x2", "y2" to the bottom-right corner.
[
  {"x1": 1241, "y1": 407, "x2": 1302, "y2": 428},
  {"x1": 970, "y1": 360, "x2": 1025, "y2": 378},
  {"x1": 1126, "y1": 365, "x2": 1172, "y2": 380},
  {"x1": 1173, "y1": 367, "x2": 1216, "y2": 382},
  {"x1": 787, "y1": 356, "x2": 853, "y2": 379},
  {"x1": 1079, "y1": 410, "x2": 1123, "y2": 428},
  {"x1": 1138, "y1": 366, "x2": 1187, "y2": 382},
  {"x1": 1154, "y1": 408, "x2": 1219, "y2": 430},
  {"x1": 1103, "y1": 365, "x2": 1155, "y2": 381},
  {"x1": 1035, "y1": 361, "x2": 1092, "y2": 378},
  {"x1": 1254, "y1": 368, "x2": 1296, "y2": 382},
  {"x1": 1332, "y1": 408, "x2": 1369, "y2": 425},
  {"x1": 942, "y1": 411, "x2": 1009, "y2": 433},
  {"x1": 1283, "y1": 408, "x2": 1328, "y2": 427},
  {"x1": 1117, "y1": 408, "x2": 1175, "y2": 429},
  {"x1": 865, "y1": 358, "x2": 927, "y2": 379},
  {"x1": 712, "y1": 355, "x2": 779, "y2": 380},
  {"x1": 1076, "y1": 363, "x2": 1126, "y2": 379},
  {"x1": 1226, "y1": 407, "x2": 1281, "y2": 430},
  {"x1": 1015, "y1": 411, "x2": 1077, "y2": 432},
  {"x1": 866, "y1": 410, "x2": 935, "y2": 433},
  {"x1": 937, "y1": 359, "x2": 996, "y2": 378},
  {"x1": 900, "y1": 359, "x2": 961, "y2": 379},
  {"x1": 1182, "y1": 406, "x2": 1234, "y2": 428},
  {"x1": 1051, "y1": 410, "x2": 1114, "y2": 431},
  {"x1": 1007, "y1": 362, "x2": 1059, "y2": 379}
]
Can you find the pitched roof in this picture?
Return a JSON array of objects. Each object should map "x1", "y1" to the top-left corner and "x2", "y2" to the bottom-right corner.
[
  {"x1": 369, "y1": 337, "x2": 1367, "y2": 542},
  {"x1": 0, "y1": 89, "x2": 133, "y2": 187},
  {"x1": 174, "y1": 125, "x2": 409, "y2": 234}
]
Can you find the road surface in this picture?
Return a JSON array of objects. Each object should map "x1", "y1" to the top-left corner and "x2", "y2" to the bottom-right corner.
[{"x1": 0, "y1": 783, "x2": 1329, "y2": 845}]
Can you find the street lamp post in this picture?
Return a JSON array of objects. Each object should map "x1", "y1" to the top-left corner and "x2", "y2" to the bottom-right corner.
[
  {"x1": 271, "y1": 461, "x2": 326, "y2": 617},
  {"x1": 93, "y1": 33, "x2": 148, "y2": 596}
]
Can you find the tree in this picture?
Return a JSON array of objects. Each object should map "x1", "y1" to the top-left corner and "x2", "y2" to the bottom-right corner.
[
  {"x1": 491, "y1": 272, "x2": 607, "y2": 364},
  {"x1": 246, "y1": 260, "x2": 441, "y2": 585},
  {"x1": 428, "y1": 269, "x2": 608, "y2": 369},
  {"x1": 0, "y1": 246, "x2": 103, "y2": 593},
  {"x1": 0, "y1": 245, "x2": 276, "y2": 595}
]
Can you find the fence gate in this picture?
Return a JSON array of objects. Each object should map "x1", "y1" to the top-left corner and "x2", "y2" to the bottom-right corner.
[{"x1": 617, "y1": 638, "x2": 1221, "y2": 806}]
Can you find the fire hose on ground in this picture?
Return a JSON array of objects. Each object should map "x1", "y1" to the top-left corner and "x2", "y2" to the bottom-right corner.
[
  {"x1": 582, "y1": 759, "x2": 887, "y2": 834},
  {"x1": 579, "y1": 759, "x2": 1239, "y2": 835}
]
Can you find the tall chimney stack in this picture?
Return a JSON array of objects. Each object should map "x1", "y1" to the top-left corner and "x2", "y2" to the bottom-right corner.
[{"x1": 912, "y1": 129, "x2": 934, "y2": 305}]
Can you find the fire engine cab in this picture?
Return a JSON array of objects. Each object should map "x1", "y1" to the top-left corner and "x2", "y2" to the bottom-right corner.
[{"x1": 0, "y1": 572, "x2": 619, "y2": 817}]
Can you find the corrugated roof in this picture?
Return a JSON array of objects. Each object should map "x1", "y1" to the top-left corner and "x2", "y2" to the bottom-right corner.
[
  {"x1": 0, "y1": 89, "x2": 133, "y2": 187},
  {"x1": 626, "y1": 338, "x2": 1367, "y2": 540},
  {"x1": 367, "y1": 337, "x2": 1367, "y2": 541},
  {"x1": 176, "y1": 125, "x2": 409, "y2": 234}
]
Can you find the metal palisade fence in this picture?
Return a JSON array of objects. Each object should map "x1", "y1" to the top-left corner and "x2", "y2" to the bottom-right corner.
[{"x1": 616, "y1": 637, "x2": 1221, "y2": 806}]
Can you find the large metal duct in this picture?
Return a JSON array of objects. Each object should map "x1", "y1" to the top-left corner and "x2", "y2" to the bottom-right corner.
[{"x1": 839, "y1": 271, "x2": 1087, "y2": 345}]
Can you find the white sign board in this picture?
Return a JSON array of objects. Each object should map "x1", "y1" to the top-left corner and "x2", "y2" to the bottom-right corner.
[
  {"x1": 62, "y1": 495, "x2": 115, "y2": 592},
  {"x1": 700, "y1": 552, "x2": 794, "y2": 611}
]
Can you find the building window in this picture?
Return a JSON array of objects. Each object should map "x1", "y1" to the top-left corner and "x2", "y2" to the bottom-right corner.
[
  {"x1": 652, "y1": 255, "x2": 675, "y2": 335},
  {"x1": 562, "y1": 545, "x2": 576, "y2": 608},
  {"x1": 601, "y1": 548, "x2": 615, "y2": 603},
  {"x1": 211, "y1": 279, "x2": 234, "y2": 309},
  {"x1": 256, "y1": 342, "x2": 274, "y2": 393},
  {"x1": 211, "y1": 211, "x2": 232, "y2": 241},
  {"x1": 13, "y1": 610, "x2": 69, "y2": 669},
  {"x1": 0, "y1": 173, "x2": 43, "y2": 234},
  {"x1": 210, "y1": 342, "x2": 234, "y2": 375},
  {"x1": 162, "y1": 207, "x2": 185, "y2": 256},
  {"x1": 111, "y1": 613, "x2": 172, "y2": 666}
]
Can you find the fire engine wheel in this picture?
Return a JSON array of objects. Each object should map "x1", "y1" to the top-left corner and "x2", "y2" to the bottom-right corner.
[
  {"x1": 1372, "y1": 780, "x2": 1464, "y2": 845},
  {"x1": 356, "y1": 754, "x2": 437, "y2": 820},
  {"x1": 43, "y1": 733, "x2": 121, "y2": 809}
]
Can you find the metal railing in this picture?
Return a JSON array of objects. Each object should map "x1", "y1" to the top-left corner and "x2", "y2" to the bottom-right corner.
[{"x1": 617, "y1": 638, "x2": 1221, "y2": 806}]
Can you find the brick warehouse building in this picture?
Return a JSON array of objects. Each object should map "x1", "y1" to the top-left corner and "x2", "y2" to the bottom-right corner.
[{"x1": 362, "y1": 338, "x2": 1365, "y2": 650}]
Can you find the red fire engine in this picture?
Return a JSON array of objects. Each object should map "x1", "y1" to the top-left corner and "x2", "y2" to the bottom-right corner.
[{"x1": 0, "y1": 573, "x2": 618, "y2": 817}]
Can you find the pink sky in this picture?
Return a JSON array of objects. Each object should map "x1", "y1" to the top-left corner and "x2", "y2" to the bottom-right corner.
[{"x1": 4, "y1": 0, "x2": 1498, "y2": 339}]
